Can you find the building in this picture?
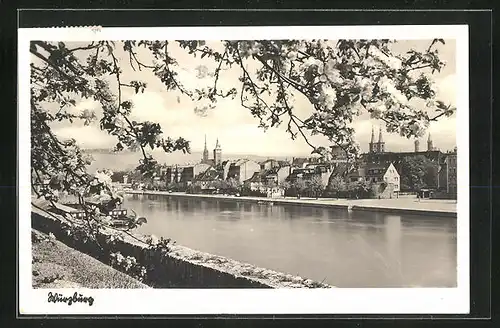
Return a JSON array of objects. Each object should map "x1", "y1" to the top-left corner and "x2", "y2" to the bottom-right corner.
[
  {"x1": 260, "y1": 159, "x2": 286, "y2": 171},
  {"x1": 330, "y1": 144, "x2": 350, "y2": 162},
  {"x1": 245, "y1": 165, "x2": 291, "y2": 190},
  {"x1": 414, "y1": 139, "x2": 420, "y2": 152},
  {"x1": 445, "y1": 147, "x2": 457, "y2": 195},
  {"x1": 180, "y1": 163, "x2": 211, "y2": 185},
  {"x1": 291, "y1": 156, "x2": 326, "y2": 168},
  {"x1": 227, "y1": 159, "x2": 261, "y2": 183},
  {"x1": 347, "y1": 162, "x2": 400, "y2": 198},
  {"x1": 161, "y1": 163, "x2": 210, "y2": 186},
  {"x1": 195, "y1": 167, "x2": 223, "y2": 190},
  {"x1": 213, "y1": 139, "x2": 222, "y2": 166},
  {"x1": 163, "y1": 165, "x2": 181, "y2": 184},
  {"x1": 288, "y1": 164, "x2": 332, "y2": 186}
]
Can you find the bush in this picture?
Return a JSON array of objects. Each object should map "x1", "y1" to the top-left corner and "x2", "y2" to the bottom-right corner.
[
  {"x1": 239, "y1": 186, "x2": 267, "y2": 197},
  {"x1": 186, "y1": 183, "x2": 202, "y2": 194}
]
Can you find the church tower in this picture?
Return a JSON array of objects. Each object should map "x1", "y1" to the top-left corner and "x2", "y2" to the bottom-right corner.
[
  {"x1": 427, "y1": 133, "x2": 433, "y2": 151},
  {"x1": 378, "y1": 126, "x2": 385, "y2": 153},
  {"x1": 202, "y1": 134, "x2": 209, "y2": 164},
  {"x1": 369, "y1": 126, "x2": 376, "y2": 153},
  {"x1": 414, "y1": 139, "x2": 420, "y2": 152},
  {"x1": 213, "y1": 138, "x2": 222, "y2": 166}
]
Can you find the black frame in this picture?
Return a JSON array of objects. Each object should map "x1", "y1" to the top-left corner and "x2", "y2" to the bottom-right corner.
[{"x1": 1, "y1": 5, "x2": 492, "y2": 325}]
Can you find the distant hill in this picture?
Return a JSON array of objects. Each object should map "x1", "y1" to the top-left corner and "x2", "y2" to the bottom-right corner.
[{"x1": 83, "y1": 149, "x2": 298, "y2": 173}]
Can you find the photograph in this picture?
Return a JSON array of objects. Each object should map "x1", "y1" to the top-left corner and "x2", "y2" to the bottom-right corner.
[{"x1": 19, "y1": 25, "x2": 469, "y2": 315}]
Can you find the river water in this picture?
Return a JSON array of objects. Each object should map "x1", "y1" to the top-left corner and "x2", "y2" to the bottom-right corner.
[{"x1": 125, "y1": 193, "x2": 457, "y2": 288}]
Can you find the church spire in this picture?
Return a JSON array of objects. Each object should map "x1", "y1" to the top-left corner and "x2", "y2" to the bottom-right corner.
[
  {"x1": 378, "y1": 126, "x2": 383, "y2": 143},
  {"x1": 370, "y1": 126, "x2": 375, "y2": 143},
  {"x1": 202, "y1": 134, "x2": 209, "y2": 163},
  {"x1": 427, "y1": 133, "x2": 433, "y2": 151}
]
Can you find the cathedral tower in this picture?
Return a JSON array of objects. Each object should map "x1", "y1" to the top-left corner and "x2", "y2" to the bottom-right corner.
[
  {"x1": 414, "y1": 139, "x2": 420, "y2": 152},
  {"x1": 427, "y1": 133, "x2": 433, "y2": 151},
  {"x1": 378, "y1": 126, "x2": 385, "y2": 153},
  {"x1": 213, "y1": 138, "x2": 222, "y2": 166},
  {"x1": 369, "y1": 126, "x2": 376, "y2": 153}
]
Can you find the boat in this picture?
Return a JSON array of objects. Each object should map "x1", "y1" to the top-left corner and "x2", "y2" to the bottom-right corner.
[
  {"x1": 108, "y1": 209, "x2": 147, "y2": 229},
  {"x1": 62, "y1": 202, "x2": 146, "y2": 228}
]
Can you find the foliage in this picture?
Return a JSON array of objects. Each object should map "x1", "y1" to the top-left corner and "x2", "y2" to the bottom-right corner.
[
  {"x1": 110, "y1": 170, "x2": 129, "y2": 183},
  {"x1": 305, "y1": 175, "x2": 325, "y2": 198},
  {"x1": 30, "y1": 39, "x2": 453, "y2": 253},
  {"x1": 399, "y1": 155, "x2": 440, "y2": 191},
  {"x1": 109, "y1": 251, "x2": 147, "y2": 282},
  {"x1": 224, "y1": 178, "x2": 243, "y2": 193},
  {"x1": 164, "y1": 181, "x2": 186, "y2": 192},
  {"x1": 147, "y1": 235, "x2": 176, "y2": 253},
  {"x1": 327, "y1": 175, "x2": 348, "y2": 192},
  {"x1": 240, "y1": 186, "x2": 268, "y2": 198},
  {"x1": 186, "y1": 181, "x2": 204, "y2": 194},
  {"x1": 285, "y1": 178, "x2": 308, "y2": 198},
  {"x1": 278, "y1": 180, "x2": 291, "y2": 191},
  {"x1": 346, "y1": 180, "x2": 376, "y2": 199},
  {"x1": 187, "y1": 177, "x2": 242, "y2": 194}
]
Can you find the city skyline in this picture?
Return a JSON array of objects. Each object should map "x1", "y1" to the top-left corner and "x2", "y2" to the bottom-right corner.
[
  {"x1": 50, "y1": 39, "x2": 457, "y2": 156},
  {"x1": 84, "y1": 127, "x2": 456, "y2": 158}
]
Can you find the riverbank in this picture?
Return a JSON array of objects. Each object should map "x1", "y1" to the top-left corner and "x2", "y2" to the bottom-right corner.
[
  {"x1": 32, "y1": 202, "x2": 333, "y2": 288},
  {"x1": 125, "y1": 190, "x2": 457, "y2": 217},
  {"x1": 32, "y1": 229, "x2": 149, "y2": 289}
]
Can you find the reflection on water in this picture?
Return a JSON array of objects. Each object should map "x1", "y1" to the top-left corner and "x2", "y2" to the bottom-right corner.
[{"x1": 126, "y1": 194, "x2": 457, "y2": 288}]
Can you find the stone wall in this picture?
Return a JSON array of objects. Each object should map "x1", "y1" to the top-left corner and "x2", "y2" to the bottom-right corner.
[{"x1": 31, "y1": 206, "x2": 332, "y2": 289}]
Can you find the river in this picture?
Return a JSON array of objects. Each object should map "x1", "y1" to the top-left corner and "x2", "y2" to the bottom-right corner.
[{"x1": 124, "y1": 193, "x2": 457, "y2": 288}]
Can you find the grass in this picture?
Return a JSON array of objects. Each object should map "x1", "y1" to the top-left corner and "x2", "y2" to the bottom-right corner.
[{"x1": 32, "y1": 230, "x2": 149, "y2": 289}]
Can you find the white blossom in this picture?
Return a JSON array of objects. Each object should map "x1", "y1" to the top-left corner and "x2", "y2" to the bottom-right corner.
[
  {"x1": 369, "y1": 108, "x2": 382, "y2": 119},
  {"x1": 300, "y1": 57, "x2": 322, "y2": 73},
  {"x1": 323, "y1": 59, "x2": 342, "y2": 84},
  {"x1": 368, "y1": 47, "x2": 402, "y2": 70},
  {"x1": 318, "y1": 84, "x2": 337, "y2": 109},
  {"x1": 112, "y1": 116, "x2": 127, "y2": 129},
  {"x1": 116, "y1": 252, "x2": 124, "y2": 263},
  {"x1": 362, "y1": 56, "x2": 379, "y2": 68},
  {"x1": 146, "y1": 234, "x2": 159, "y2": 246},
  {"x1": 382, "y1": 81, "x2": 408, "y2": 105},
  {"x1": 286, "y1": 51, "x2": 297, "y2": 61},
  {"x1": 94, "y1": 170, "x2": 113, "y2": 186}
]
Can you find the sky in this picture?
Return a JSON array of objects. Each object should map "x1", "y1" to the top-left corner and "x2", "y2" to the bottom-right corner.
[{"x1": 45, "y1": 39, "x2": 457, "y2": 157}]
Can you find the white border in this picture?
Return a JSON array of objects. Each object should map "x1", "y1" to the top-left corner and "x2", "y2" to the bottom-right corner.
[{"x1": 18, "y1": 25, "x2": 469, "y2": 315}]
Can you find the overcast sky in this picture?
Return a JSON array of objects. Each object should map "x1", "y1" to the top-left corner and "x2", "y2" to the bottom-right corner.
[{"x1": 48, "y1": 39, "x2": 457, "y2": 156}]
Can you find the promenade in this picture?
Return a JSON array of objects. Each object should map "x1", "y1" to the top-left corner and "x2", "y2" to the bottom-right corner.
[{"x1": 124, "y1": 190, "x2": 457, "y2": 217}]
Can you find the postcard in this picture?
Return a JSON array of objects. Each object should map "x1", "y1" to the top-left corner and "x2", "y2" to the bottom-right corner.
[{"x1": 19, "y1": 24, "x2": 469, "y2": 315}]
